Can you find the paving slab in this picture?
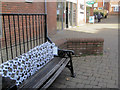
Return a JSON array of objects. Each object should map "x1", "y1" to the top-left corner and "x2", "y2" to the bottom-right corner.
[{"x1": 49, "y1": 15, "x2": 118, "y2": 88}]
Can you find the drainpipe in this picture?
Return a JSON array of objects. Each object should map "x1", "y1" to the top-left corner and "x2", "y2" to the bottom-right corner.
[
  {"x1": 45, "y1": 0, "x2": 47, "y2": 14},
  {"x1": 44, "y1": 0, "x2": 48, "y2": 40}
]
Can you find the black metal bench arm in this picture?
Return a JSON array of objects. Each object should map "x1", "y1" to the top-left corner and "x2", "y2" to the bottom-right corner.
[
  {"x1": 47, "y1": 37, "x2": 75, "y2": 77},
  {"x1": 57, "y1": 49, "x2": 74, "y2": 58},
  {"x1": 47, "y1": 36, "x2": 74, "y2": 56},
  {"x1": 46, "y1": 36, "x2": 53, "y2": 43},
  {"x1": 58, "y1": 49, "x2": 74, "y2": 55}
]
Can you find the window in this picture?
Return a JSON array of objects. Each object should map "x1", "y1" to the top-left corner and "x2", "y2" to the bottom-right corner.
[{"x1": 114, "y1": 6, "x2": 119, "y2": 12}]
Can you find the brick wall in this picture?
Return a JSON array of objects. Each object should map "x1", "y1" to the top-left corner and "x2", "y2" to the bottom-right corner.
[
  {"x1": 1, "y1": 2, "x2": 57, "y2": 47},
  {"x1": 66, "y1": 38, "x2": 104, "y2": 56},
  {"x1": 54, "y1": 38, "x2": 104, "y2": 56},
  {"x1": 2, "y1": 2, "x2": 57, "y2": 36},
  {"x1": 1, "y1": 2, "x2": 57, "y2": 61},
  {"x1": 1, "y1": 2, "x2": 45, "y2": 47},
  {"x1": 2, "y1": 2, "x2": 45, "y2": 13}
]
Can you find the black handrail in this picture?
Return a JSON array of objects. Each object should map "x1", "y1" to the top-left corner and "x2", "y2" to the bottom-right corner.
[{"x1": 47, "y1": 37, "x2": 53, "y2": 43}]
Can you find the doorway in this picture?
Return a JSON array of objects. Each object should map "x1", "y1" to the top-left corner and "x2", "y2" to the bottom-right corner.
[
  {"x1": 66, "y1": 2, "x2": 69, "y2": 28},
  {"x1": 57, "y1": 2, "x2": 66, "y2": 30},
  {"x1": 66, "y1": 2, "x2": 73, "y2": 28}
]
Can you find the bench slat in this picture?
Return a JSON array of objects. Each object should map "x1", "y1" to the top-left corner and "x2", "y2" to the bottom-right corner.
[
  {"x1": 1, "y1": 77, "x2": 17, "y2": 89},
  {"x1": 41, "y1": 58, "x2": 70, "y2": 89},
  {"x1": 33, "y1": 58, "x2": 67, "y2": 89},
  {"x1": 18, "y1": 57, "x2": 67, "y2": 89}
]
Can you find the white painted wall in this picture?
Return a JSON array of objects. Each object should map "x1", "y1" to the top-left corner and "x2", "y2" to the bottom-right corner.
[{"x1": 77, "y1": 0, "x2": 85, "y2": 25}]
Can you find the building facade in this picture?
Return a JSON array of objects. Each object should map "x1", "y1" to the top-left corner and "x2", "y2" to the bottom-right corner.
[
  {"x1": 2, "y1": 2, "x2": 57, "y2": 36},
  {"x1": 77, "y1": 0, "x2": 86, "y2": 25},
  {"x1": 94, "y1": 1, "x2": 110, "y2": 11},
  {"x1": 56, "y1": 0, "x2": 78, "y2": 31},
  {"x1": 104, "y1": 2, "x2": 110, "y2": 11},
  {"x1": 0, "y1": 0, "x2": 87, "y2": 61},
  {"x1": 1, "y1": 0, "x2": 86, "y2": 36},
  {"x1": 109, "y1": 1, "x2": 120, "y2": 14}
]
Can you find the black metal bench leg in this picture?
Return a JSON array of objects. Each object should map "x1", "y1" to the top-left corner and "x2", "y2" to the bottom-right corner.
[
  {"x1": 70, "y1": 54, "x2": 75, "y2": 77},
  {"x1": 66, "y1": 53, "x2": 75, "y2": 78}
]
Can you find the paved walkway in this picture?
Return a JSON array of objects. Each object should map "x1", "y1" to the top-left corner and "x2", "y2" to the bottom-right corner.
[{"x1": 49, "y1": 15, "x2": 118, "y2": 88}]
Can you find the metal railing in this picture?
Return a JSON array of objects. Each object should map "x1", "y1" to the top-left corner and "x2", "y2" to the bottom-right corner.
[{"x1": 0, "y1": 13, "x2": 47, "y2": 63}]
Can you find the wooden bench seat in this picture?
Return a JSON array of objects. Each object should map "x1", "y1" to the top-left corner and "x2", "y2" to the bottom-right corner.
[{"x1": 18, "y1": 57, "x2": 69, "y2": 89}]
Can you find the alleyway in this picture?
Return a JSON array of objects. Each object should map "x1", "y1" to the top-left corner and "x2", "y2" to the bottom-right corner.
[{"x1": 49, "y1": 15, "x2": 118, "y2": 88}]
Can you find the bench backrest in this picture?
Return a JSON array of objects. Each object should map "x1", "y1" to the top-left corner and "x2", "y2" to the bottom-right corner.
[{"x1": 0, "y1": 41, "x2": 55, "y2": 86}]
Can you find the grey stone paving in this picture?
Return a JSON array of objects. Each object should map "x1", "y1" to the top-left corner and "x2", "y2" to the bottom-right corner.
[
  {"x1": 49, "y1": 15, "x2": 118, "y2": 88},
  {"x1": 49, "y1": 55, "x2": 118, "y2": 88}
]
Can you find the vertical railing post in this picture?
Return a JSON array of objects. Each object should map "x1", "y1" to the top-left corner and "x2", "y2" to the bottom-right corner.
[
  {"x1": 44, "y1": 14, "x2": 47, "y2": 42},
  {"x1": 0, "y1": 13, "x2": 48, "y2": 63},
  {"x1": 3, "y1": 15, "x2": 9, "y2": 61}
]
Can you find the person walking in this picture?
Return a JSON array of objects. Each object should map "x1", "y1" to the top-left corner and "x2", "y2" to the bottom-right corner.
[{"x1": 97, "y1": 12, "x2": 101, "y2": 22}]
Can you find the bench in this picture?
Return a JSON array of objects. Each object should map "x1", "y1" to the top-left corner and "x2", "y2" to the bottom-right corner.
[{"x1": 0, "y1": 37, "x2": 75, "y2": 90}]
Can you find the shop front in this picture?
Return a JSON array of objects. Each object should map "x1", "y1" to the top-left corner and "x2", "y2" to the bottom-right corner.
[
  {"x1": 57, "y1": 2, "x2": 66, "y2": 30},
  {"x1": 57, "y1": 0, "x2": 77, "y2": 31}
]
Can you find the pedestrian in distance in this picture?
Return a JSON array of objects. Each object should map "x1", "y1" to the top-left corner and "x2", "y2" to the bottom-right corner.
[
  {"x1": 97, "y1": 12, "x2": 101, "y2": 23},
  {"x1": 94, "y1": 14, "x2": 97, "y2": 19}
]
